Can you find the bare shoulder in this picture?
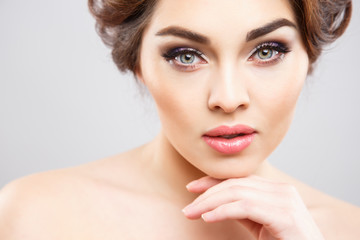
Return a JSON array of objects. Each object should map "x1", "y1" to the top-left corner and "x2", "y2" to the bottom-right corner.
[
  {"x1": 266, "y1": 166, "x2": 360, "y2": 239},
  {"x1": 311, "y1": 193, "x2": 360, "y2": 240},
  {"x1": 290, "y1": 176, "x2": 360, "y2": 239},
  {"x1": 0, "y1": 167, "x2": 83, "y2": 238},
  {"x1": 0, "y1": 147, "x2": 146, "y2": 239}
]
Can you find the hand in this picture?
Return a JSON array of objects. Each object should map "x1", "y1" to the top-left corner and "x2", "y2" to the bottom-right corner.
[{"x1": 183, "y1": 175, "x2": 324, "y2": 240}]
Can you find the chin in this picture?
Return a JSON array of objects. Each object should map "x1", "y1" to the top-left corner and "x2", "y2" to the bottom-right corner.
[
  {"x1": 206, "y1": 170, "x2": 254, "y2": 180},
  {"x1": 200, "y1": 159, "x2": 263, "y2": 179}
]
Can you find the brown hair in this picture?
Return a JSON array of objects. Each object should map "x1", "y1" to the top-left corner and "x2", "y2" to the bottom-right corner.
[{"x1": 88, "y1": 0, "x2": 352, "y2": 74}]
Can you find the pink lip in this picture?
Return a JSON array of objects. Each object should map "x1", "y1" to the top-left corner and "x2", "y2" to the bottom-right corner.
[{"x1": 202, "y1": 125, "x2": 256, "y2": 154}]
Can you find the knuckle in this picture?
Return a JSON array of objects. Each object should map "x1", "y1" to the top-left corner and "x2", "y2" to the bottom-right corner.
[
  {"x1": 225, "y1": 178, "x2": 240, "y2": 186},
  {"x1": 228, "y1": 185, "x2": 246, "y2": 200},
  {"x1": 240, "y1": 198, "x2": 253, "y2": 213},
  {"x1": 215, "y1": 202, "x2": 231, "y2": 216},
  {"x1": 274, "y1": 206, "x2": 296, "y2": 227},
  {"x1": 279, "y1": 183, "x2": 298, "y2": 195}
]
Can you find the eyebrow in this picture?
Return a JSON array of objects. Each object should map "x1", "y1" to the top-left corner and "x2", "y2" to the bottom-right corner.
[
  {"x1": 156, "y1": 26, "x2": 210, "y2": 44},
  {"x1": 155, "y1": 18, "x2": 297, "y2": 44},
  {"x1": 246, "y1": 18, "x2": 297, "y2": 41}
]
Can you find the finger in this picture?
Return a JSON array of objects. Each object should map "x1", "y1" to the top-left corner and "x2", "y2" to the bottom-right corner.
[
  {"x1": 238, "y1": 219, "x2": 263, "y2": 238},
  {"x1": 200, "y1": 199, "x2": 276, "y2": 226},
  {"x1": 184, "y1": 186, "x2": 280, "y2": 237},
  {"x1": 186, "y1": 176, "x2": 223, "y2": 193},
  {"x1": 185, "y1": 177, "x2": 324, "y2": 239},
  {"x1": 189, "y1": 176, "x2": 283, "y2": 206},
  {"x1": 201, "y1": 198, "x2": 321, "y2": 239},
  {"x1": 187, "y1": 175, "x2": 281, "y2": 194},
  {"x1": 183, "y1": 186, "x2": 246, "y2": 219},
  {"x1": 201, "y1": 200, "x2": 317, "y2": 239},
  {"x1": 183, "y1": 185, "x2": 280, "y2": 220}
]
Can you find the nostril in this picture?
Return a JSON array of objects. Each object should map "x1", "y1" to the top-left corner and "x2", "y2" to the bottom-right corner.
[{"x1": 207, "y1": 80, "x2": 250, "y2": 113}]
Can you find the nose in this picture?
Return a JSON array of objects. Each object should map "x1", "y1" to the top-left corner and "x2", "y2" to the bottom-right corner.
[{"x1": 207, "y1": 66, "x2": 250, "y2": 113}]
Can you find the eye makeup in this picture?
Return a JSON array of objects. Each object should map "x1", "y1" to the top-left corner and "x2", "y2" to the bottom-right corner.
[
  {"x1": 161, "y1": 47, "x2": 208, "y2": 71},
  {"x1": 161, "y1": 40, "x2": 292, "y2": 71},
  {"x1": 162, "y1": 47, "x2": 207, "y2": 61},
  {"x1": 248, "y1": 41, "x2": 291, "y2": 66}
]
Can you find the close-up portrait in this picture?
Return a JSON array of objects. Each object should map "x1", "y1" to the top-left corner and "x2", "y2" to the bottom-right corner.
[{"x1": 1, "y1": 0, "x2": 360, "y2": 239}]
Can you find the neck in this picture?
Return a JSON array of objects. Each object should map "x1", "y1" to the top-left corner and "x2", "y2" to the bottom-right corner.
[
  {"x1": 144, "y1": 130, "x2": 276, "y2": 203},
  {"x1": 144, "y1": 131, "x2": 205, "y2": 202}
]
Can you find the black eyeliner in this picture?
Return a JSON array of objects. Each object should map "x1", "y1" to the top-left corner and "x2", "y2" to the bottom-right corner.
[
  {"x1": 254, "y1": 41, "x2": 291, "y2": 54},
  {"x1": 162, "y1": 47, "x2": 205, "y2": 61}
]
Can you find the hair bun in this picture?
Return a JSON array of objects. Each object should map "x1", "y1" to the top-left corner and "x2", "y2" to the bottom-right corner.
[{"x1": 89, "y1": 0, "x2": 352, "y2": 74}]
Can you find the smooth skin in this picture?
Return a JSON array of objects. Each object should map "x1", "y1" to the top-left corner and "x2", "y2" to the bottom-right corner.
[{"x1": 1, "y1": 0, "x2": 360, "y2": 239}]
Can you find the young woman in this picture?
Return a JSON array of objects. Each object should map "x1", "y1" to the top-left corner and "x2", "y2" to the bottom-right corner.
[{"x1": 1, "y1": 0, "x2": 359, "y2": 239}]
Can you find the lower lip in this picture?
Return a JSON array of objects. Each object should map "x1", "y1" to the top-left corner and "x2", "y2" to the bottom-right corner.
[{"x1": 202, "y1": 133, "x2": 255, "y2": 154}]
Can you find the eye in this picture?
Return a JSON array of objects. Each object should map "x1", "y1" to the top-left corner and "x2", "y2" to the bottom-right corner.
[
  {"x1": 162, "y1": 47, "x2": 208, "y2": 71},
  {"x1": 178, "y1": 53, "x2": 198, "y2": 64},
  {"x1": 249, "y1": 42, "x2": 291, "y2": 66},
  {"x1": 257, "y1": 48, "x2": 275, "y2": 60}
]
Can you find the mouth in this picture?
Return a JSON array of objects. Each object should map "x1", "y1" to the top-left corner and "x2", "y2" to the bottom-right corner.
[
  {"x1": 217, "y1": 133, "x2": 247, "y2": 139},
  {"x1": 202, "y1": 125, "x2": 256, "y2": 154}
]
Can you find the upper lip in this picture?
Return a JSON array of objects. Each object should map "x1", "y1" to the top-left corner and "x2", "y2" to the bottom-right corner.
[{"x1": 203, "y1": 124, "x2": 256, "y2": 137}]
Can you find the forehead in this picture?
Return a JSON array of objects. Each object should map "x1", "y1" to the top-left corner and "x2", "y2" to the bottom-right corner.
[{"x1": 148, "y1": 0, "x2": 296, "y2": 39}]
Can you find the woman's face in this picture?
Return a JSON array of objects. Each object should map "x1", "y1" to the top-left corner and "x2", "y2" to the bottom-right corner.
[{"x1": 137, "y1": 0, "x2": 309, "y2": 178}]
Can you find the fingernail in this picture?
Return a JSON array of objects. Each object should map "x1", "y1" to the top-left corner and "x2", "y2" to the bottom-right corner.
[
  {"x1": 201, "y1": 212, "x2": 213, "y2": 222},
  {"x1": 182, "y1": 207, "x2": 189, "y2": 214},
  {"x1": 182, "y1": 204, "x2": 194, "y2": 214},
  {"x1": 186, "y1": 180, "x2": 198, "y2": 189}
]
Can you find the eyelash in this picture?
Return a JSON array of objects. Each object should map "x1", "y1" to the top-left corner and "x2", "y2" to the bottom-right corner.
[
  {"x1": 248, "y1": 41, "x2": 291, "y2": 65},
  {"x1": 162, "y1": 41, "x2": 291, "y2": 71},
  {"x1": 162, "y1": 47, "x2": 208, "y2": 71}
]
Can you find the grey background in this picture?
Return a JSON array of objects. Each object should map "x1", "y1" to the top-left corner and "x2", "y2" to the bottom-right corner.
[{"x1": 1, "y1": 0, "x2": 359, "y2": 206}]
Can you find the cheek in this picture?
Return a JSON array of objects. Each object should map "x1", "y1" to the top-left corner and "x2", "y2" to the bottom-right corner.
[
  {"x1": 151, "y1": 85, "x2": 189, "y2": 126},
  {"x1": 140, "y1": 42, "x2": 213, "y2": 131},
  {"x1": 142, "y1": 63, "x2": 206, "y2": 137},
  {"x1": 252, "y1": 52, "x2": 308, "y2": 139}
]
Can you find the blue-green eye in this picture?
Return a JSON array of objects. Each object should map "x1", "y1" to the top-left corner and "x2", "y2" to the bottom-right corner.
[
  {"x1": 257, "y1": 48, "x2": 276, "y2": 60},
  {"x1": 249, "y1": 41, "x2": 290, "y2": 65},
  {"x1": 179, "y1": 53, "x2": 196, "y2": 64},
  {"x1": 162, "y1": 47, "x2": 208, "y2": 71}
]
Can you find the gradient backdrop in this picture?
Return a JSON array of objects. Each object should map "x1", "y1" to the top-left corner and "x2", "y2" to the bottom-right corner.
[{"x1": 1, "y1": 0, "x2": 359, "y2": 206}]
